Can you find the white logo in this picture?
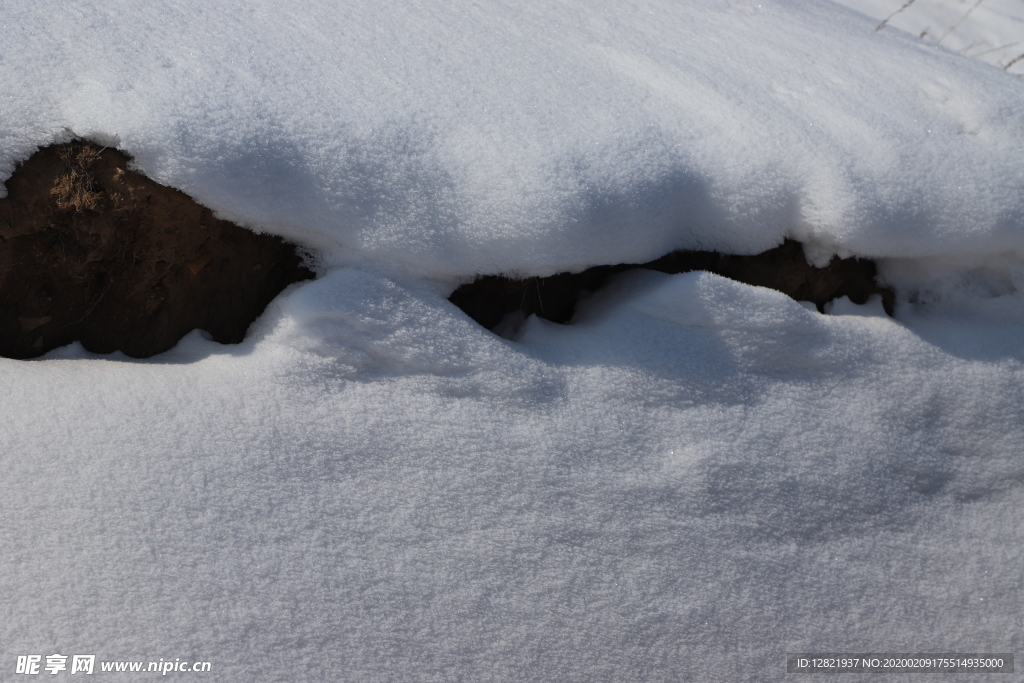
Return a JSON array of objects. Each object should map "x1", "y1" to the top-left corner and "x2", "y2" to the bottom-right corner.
[
  {"x1": 15, "y1": 655, "x2": 41, "y2": 675},
  {"x1": 15, "y1": 654, "x2": 95, "y2": 675},
  {"x1": 44, "y1": 655, "x2": 67, "y2": 675},
  {"x1": 70, "y1": 655, "x2": 95, "y2": 675}
]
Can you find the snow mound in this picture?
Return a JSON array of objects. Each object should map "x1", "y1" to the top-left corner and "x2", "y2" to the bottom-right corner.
[
  {"x1": 2, "y1": 0, "x2": 1024, "y2": 279},
  {"x1": 2, "y1": 270, "x2": 1022, "y2": 680},
  {"x1": 2, "y1": 2, "x2": 1024, "y2": 681}
]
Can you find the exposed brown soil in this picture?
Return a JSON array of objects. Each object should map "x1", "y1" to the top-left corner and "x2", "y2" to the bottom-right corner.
[
  {"x1": 0, "y1": 140, "x2": 314, "y2": 359},
  {"x1": 450, "y1": 240, "x2": 894, "y2": 330}
]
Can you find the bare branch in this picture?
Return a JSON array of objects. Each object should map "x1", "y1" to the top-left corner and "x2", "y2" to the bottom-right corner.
[
  {"x1": 1003, "y1": 52, "x2": 1024, "y2": 71},
  {"x1": 876, "y1": 0, "x2": 918, "y2": 32},
  {"x1": 937, "y1": 0, "x2": 985, "y2": 45}
]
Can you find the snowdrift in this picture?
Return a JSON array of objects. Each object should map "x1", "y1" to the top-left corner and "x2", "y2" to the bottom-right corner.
[
  {"x1": 1, "y1": 1, "x2": 1022, "y2": 681},
  {"x1": 3, "y1": 0, "x2": 1024, "y2": 278}
]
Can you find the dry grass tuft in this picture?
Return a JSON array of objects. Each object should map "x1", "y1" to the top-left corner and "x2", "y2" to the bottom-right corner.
[{"x1": 50, "y1": 145, "x2": 104, "y2": 212}]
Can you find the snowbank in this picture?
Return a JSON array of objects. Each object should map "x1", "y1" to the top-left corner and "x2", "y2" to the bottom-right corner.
[
  {"x1": 1, "y1": 1, "x2": 1022, "y2": 681},
  {"x1": 2, "y1": 0, "x2": 1024, "y2": 279},
  {"x1": 3, "y1": 270, "x2": 1022, "y2": 680}
]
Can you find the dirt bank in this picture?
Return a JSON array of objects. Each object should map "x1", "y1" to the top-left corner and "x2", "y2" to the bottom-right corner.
[
  {"x1": 450, "y1": 240, "x2": 894, "y2": 330},
  {"x1": 0, "y1": 140, "x2": 314, "y2": 359}
]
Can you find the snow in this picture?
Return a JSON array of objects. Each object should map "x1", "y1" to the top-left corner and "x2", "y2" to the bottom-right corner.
[
  {"x1": 836, "y1": 0, "x2": 1024, "y2": 75},
  {"x1": 3, "y1": 0, "x2": 1024, "y2": 277},
  {"x1": 1, "y1": 1, "x2": 1023, "y2": 681}
]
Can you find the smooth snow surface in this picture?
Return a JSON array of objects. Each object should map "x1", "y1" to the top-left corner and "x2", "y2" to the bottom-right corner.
[
  {"x1": 2, "y1": 1, "x2": 1023, "y2": 681},
  {"x1": 3, "y1": 271, "x2": 1024, "y2": 681}
]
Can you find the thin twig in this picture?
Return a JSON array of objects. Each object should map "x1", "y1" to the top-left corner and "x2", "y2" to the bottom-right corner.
[
  {"x1": 970, "y1": 41, "x2": 1018, "y2": 58},
  {"x1": 937, "y1": 0, "x2": 984, "y2": 45},
  {"x1": 876, "y1": 0, "x2": 918, "y2": 31},
  {"x1": 1003, "y1": 52, "x2": 1024, "y2": 71}
]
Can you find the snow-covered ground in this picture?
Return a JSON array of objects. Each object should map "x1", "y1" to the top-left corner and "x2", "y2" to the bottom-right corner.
[
  {"x1": 836, "y1": 0, "x2": 1024, "y2": 75},
  {"x1": 1, "y1": 1, "x2": 1022, "y2": 681}
]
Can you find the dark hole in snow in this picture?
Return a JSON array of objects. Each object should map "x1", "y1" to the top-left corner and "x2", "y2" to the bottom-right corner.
[
  {"x1": 449, "y1": 239, "x2": 895, "y2": 331},
  {"x1": 0, "y1": 139, "x2": 315, "y2": 359}
]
